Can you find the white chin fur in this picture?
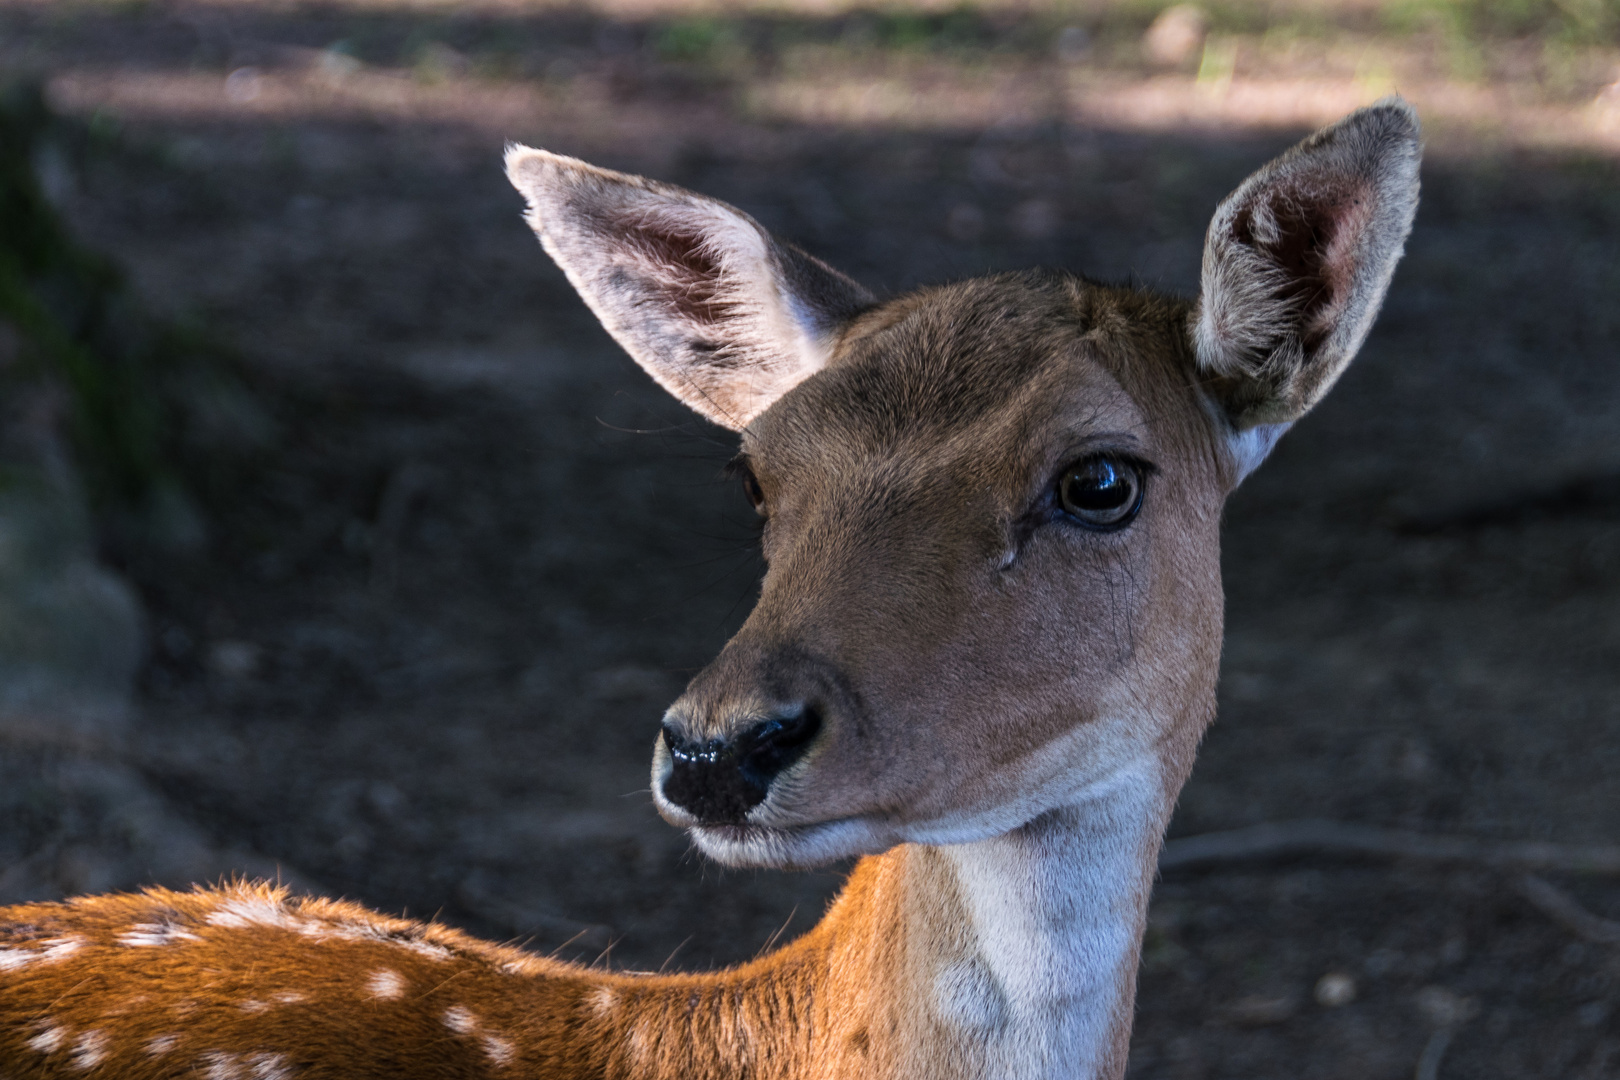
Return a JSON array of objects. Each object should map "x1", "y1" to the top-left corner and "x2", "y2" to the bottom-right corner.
[{"x1": 689, "y1": 817, "x2": 898, "y2": 869}]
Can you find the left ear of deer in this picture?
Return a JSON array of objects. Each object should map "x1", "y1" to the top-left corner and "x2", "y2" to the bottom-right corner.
[
  {"x1": 1195, "y1": 99, "x2": 1421, "y2": 480},
  {"x1": 505, "y1": 147, "x2": 874, "y2": 430}
]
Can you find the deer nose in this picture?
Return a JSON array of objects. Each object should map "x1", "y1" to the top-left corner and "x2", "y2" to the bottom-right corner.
[{"x1": 660, "y1": 704, "x2": 823, "y2": 824}]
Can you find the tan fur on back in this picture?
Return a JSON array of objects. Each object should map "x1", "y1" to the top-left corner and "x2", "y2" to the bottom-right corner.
[{"x1": 0, "y1": 864, "x2": 951, "y2": 1079}]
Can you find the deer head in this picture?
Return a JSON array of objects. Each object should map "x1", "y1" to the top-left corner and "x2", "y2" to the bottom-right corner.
[{"x1": 506, "y1": 101, "x2": 1420, "y2": 872}]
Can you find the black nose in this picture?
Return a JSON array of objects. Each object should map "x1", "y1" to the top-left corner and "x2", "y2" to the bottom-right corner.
[{"x1": 660, "y1": 705, "x2": 822, "y2": 824}]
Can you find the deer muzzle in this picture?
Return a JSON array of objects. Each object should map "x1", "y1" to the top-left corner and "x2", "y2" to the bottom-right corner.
[{"x1": 658, "y1": 703, "x2": 823, "y2": 824}]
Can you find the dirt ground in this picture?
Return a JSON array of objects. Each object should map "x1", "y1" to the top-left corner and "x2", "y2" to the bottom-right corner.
[{"x1": 3, "y1": 1, "x2": 1620, "y2": 1077}]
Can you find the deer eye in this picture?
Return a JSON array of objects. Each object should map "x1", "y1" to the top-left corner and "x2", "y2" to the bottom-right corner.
[
  {"x1": 1056, "y1": 456, "x2": 1144, "y2": 530},
  {"x1": 739, "y1": 468, "x2": 767, "y2": 517}
]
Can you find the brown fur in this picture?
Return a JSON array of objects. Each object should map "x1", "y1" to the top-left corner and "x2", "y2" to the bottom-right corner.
[
  {"x1": 0, "y1": 858, "x2": 1026, "y2": 1080},
  {"x1": 673, "y1": 274, "x2": 1221, "y2": 840}
]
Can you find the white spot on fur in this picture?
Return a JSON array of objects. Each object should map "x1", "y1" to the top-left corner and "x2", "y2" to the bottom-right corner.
[
  {"x1": 480, "y1": 1033, "x2": 516, "y2": 1068},
  {"x1": 40, "y1": 936, "x2": 84, "y2": 961},
  {"x1": 365, "y1": 969, "x2": 405, "y2": 1000},
  {"x1": 70, "y1": 1030, "x2": 108, "y2": 1070},
  {"x1": 1224, "y1": 421, "x2": 1291, "y2": 484},
  {"x1": 200, "y1": 901, "x2": 450, "y2": 964},
  {"x1": 271, "y1": 990, "x2": 307, "y2": 1005},
  {"x1": 101, "y1": 993, "x2": 149, "y2": 1017},
  {"x1": 119, "y1": 922, "x2": 201, "y2": 947},
  {"x1": 245, "y1": 1052, "x2": 294, "y2": 1079},
  {"x1": 288, "y1": 917, "x2": 452, "y2": 960},
  {"x1": 3, "y1": 935, "x2": 88, "y2": 970},
  {"x1": 27, "y1": 1025, "x2": 68, "y2": 1053},
  {"x1": 206, "y1": 898, "x2": 295, "y2": 932},
  {"x1": 199, "y1": 1050, "x2": 243, "y2": 1080},
  {"x1": 1194, "y1": 383, "x2": 1292, "y2": 486},
  {"x1": 397, "y1": 939, "x2": 453, "y2": 961},
  {"x1": 145, "y1": 1034, "x2": 180, "y2": 1057},
  {"x1": 239, "y1": 999, "x2": 269, "y2": 1014},
  {"x1": 442, "y1": 1006, "x2": 479, "y2": 1035},
  {"x1": 626, "y1": 1018, "x2": 653, "y2": 1066},
  {"x1": 586, "y1": 986, "x2": 617, "y2": 1017}
]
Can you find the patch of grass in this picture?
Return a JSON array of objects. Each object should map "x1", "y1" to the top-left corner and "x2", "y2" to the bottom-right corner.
[{"x1": 655, "y1": 17, "x2": 746, "y2": 63}]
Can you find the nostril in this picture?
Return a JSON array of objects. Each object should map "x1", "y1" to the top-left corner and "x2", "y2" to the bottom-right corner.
[
  {"x1": 661, "y1": 724, "x2": 725, "y2": 767},
  {"x1": 658, "y1": 705, "x2": 823, "y2": 825},
  {"x1": 736, "y1": 704, "x2": 822, "y2": 787},
  {"x1": 660, "y1": 722, "x2": 764, "y2": 824}
]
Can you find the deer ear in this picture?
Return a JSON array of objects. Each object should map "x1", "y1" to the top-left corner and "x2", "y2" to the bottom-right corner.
[
  {"x1": 505, "y1": 147, "x2": 874, "y2": 430},
  {"x1": 1194, "y1": 99, "x2": 1421, "y2": 481}
]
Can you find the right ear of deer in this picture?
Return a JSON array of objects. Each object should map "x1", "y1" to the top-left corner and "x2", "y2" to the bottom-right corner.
[
  {"x1": 505, "y1": 146, "x2": 874, "y2": 430},
  {"x1": 1195, "y1": 98, "x2": 1421, "y2": 475}
]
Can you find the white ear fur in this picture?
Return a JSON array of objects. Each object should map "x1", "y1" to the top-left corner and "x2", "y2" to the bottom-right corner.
[
  {"x1": 1195, "y1": 98, "x2": 1421, "y2": 482},
  {"x1": 505, "y1": 146, "x2": 873, "y2": 430}
]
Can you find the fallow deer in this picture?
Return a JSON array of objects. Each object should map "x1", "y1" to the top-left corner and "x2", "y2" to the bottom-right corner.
[{"x1": 0, "y1": 100, "x2": 1420, "y2": 1079}]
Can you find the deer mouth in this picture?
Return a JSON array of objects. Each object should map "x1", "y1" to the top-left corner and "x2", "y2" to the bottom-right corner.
[{"x1": 686, "y1": 815, "x2": 898, "y2": 869}]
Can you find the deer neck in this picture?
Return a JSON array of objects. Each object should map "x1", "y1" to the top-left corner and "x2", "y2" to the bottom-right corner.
[
  {"x1": 887, "y1": 761, "x2": 1169, "y2": 1080},
  {"x1": 584, "y1": 758, "x2": 1173, "y2": 1080}
]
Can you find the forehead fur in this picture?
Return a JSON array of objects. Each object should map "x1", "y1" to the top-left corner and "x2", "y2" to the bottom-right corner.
[{"x1": 750, "y1": 269, "x2": 1205, "y2": 464}]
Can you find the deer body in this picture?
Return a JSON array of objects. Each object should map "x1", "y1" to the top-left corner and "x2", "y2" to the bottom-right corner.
[
  {"x1": 0, "y1": 103, "x2": 1421, "y2": 1079},
  {"x1": 0, "y1": 795, "x2": 1159, "y2": 1079}
]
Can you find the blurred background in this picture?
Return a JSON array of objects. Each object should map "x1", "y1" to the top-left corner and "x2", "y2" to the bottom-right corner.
[{"x1": 1, "y1": 0, "x2": 1618, "y2": 1075}]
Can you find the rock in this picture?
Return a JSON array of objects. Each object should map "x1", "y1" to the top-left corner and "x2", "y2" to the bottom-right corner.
[
  {"x1": 1314, "y1": 971, "x2": 1358, "y2": 1007},
  {"x1": 0, "y1": 472, "x2": 144, "y2": 734},
  {"x1": 1416, "y1": 985, "x2": 1478, "y2": 1027},
  {"x1": 207, "y1": 639, "x2": 263, "y2": 680},
  {"x1": 1221, "y1": 994, "x2": 1299, "y2": 1026}
]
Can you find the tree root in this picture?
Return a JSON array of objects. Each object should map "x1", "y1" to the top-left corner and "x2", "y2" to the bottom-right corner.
[{"x1": 1517, "y1": 875, "x2": 1620, "y2": 944}]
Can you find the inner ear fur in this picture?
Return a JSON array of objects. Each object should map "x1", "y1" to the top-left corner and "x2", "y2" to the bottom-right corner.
[
  {"x1": 1195, "y1": 99, "x2": 1421, "y2": 430},
  {"x1": 505, "y1": 146, "x2": 874, "y2": 430}
]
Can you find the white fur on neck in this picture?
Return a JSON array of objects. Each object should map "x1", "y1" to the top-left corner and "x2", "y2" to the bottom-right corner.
[{"x1": 932, "y1": 761, "x2": 1165, "y2": 1080}]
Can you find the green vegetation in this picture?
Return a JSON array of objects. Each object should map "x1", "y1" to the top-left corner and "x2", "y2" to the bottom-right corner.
[
  {"x1": 0, "y1": 83, "x2": 265, "y2": 545},
  {"x1": 628, "y1": 0, "x2": 1620, "y2": 79},
  {"x1": 43, "y1": 0, "x2": 1605, "y2": 92},
  {"x1": 652, "y1": 7, "x2": 1021, "y2": 69},
  {"x1": 1383, "y1": 0, "x2": 1619, "y2": 46}
]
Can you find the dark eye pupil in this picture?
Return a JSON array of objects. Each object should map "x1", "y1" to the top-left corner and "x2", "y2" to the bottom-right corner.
[
  {"x1": 1056, "y1": 456, "x2": 1142, "y2": 529},
  {"x1": 1063, "y1": 462, "x2": 1128, "y2": 510}
]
